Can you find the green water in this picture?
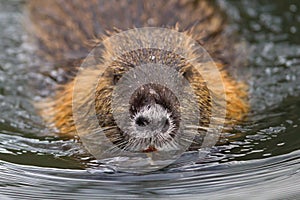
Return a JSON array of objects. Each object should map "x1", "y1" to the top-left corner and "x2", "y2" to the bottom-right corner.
[{"x1": 0, "y1": 0, "x2": 300, "y2": 199}]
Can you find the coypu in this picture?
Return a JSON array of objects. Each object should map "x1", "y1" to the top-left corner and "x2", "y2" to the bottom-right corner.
[{"x1": 26, "y1": 0, "x2": 249, "y2": 152}]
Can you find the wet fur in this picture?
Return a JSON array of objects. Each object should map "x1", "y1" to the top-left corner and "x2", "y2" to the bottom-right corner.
[{"x1": 27, "y1": 0, "x2": 249, "y2": 146}]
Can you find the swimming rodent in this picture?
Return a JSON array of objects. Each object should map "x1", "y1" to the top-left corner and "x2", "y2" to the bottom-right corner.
[{"x1": 27, "y1": 0, "x2": 249, "y2": 152}]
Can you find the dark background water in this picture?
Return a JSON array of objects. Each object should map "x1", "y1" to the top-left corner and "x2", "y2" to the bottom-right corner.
[{"x1": 0, "y1": 0, "x2": 300, "y2": 199}]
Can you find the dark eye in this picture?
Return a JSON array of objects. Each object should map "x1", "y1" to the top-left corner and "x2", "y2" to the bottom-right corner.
[
  {"x1": 113, "y1": 74, "x2": 121, "y2": 85},
  {"x1": 135, "y1": 116, "x2": 149, "y2": 127}
]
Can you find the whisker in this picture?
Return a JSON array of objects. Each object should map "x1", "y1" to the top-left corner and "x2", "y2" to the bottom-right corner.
[
  {"x1": 180, "y1": 137, "x2": 196, "y2": 144},
  {"x1": 184, "y1": 124, "x2": 211, "y2": 131},
  {"x1": 107, "y1": 140, "x2": 129, "y2": 153},
  {"x1": 93, "y1": 126, "x2": 119, "y2": 132}
]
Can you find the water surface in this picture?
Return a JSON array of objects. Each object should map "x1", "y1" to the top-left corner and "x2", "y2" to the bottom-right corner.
[{"x1": 0, "y1": 0, "x2": 300, "y2": 199}]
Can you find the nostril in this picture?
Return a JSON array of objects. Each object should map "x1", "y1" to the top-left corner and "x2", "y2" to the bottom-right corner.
[
  {"x1": 162, "y1": 118, "x2": 170, "y2": 133},
  {"x1": 135, "y1": 116, "x2": 149, "y2": 127}
]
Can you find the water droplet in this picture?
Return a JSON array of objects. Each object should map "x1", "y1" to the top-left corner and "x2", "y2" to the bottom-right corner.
[
  {"x1": 290, "y1": 26, "x2": 297, "y2": 34},
  {"x1": 277, "y1": 142, "x2": 285, "y2": 146},
  {"x1": 289, "y1": 4, "x2": 297, "y2": 12},
  {"x1": 263, "y1": 153, "x2": 272, "y2": 157}
]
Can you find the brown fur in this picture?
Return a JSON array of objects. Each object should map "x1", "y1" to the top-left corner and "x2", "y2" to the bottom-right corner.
[{"x1": 27, "y1": 0, "x2": 249, "y2": 138}]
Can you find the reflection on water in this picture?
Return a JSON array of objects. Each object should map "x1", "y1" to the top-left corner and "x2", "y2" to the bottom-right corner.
[{"x1": 0, "y1": 0, "x2": 299, "y2": 199}]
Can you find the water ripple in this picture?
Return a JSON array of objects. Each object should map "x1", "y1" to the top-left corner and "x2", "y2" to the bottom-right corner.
[{"x1": 0, "y1": 0, "x2": 300, "y2": 199}]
